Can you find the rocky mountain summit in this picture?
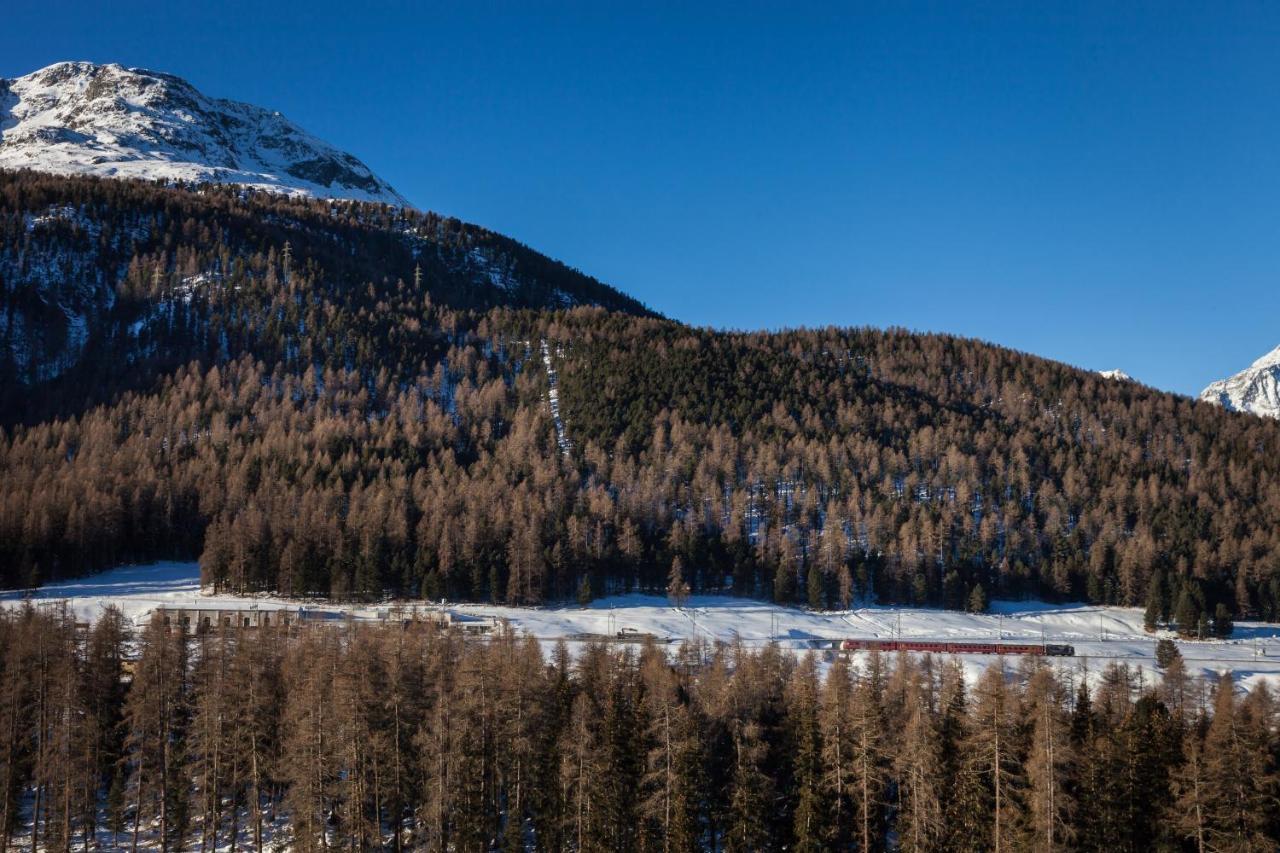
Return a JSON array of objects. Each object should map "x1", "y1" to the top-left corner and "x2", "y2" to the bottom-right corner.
[
  {"x1": 1200, "y1": 345, "x2": 1280, "y2": 418},
  {"x1": 0, "y1": 61, "x2": 406, "y2": 204}
]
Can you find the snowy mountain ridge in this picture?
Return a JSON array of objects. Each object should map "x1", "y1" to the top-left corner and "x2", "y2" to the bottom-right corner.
[
  {"x1": 0, "y1": 61, "x2": 407, "y2": 205},
  {"x1": 1199, "y1": 344, "x2": 1280, "y2": 418}
]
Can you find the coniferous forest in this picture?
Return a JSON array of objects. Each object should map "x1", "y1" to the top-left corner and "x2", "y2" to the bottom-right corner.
[
  {"x1": 1, "y1": 606, "x2": 1277, "y2": 852},
  {"x1": 6, "y1": 10, "x2": 1280, "y2": 848},
  {"x1": 5, "y1": 172, "x2": 1280, "y2": 629}
]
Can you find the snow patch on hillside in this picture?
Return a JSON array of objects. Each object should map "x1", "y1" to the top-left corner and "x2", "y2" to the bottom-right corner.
[{"x1": 540, "y1": 338, "x2": 572, "y2": 455}]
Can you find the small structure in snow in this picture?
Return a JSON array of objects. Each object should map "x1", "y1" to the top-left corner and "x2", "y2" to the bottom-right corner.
[{"x1": 151, "y1": 605, "x2": 294, "y2": 632}]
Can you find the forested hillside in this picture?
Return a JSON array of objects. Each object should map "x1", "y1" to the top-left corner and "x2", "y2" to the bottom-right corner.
[
  {"x1": 2, "y1": 607, "x2": 1277, "y2": 851},
  {"x1": 4, "y1": 172, "x2": 1280, "y2": 626},
  {"x1": 0, "y1": 170, "x2": 648, "y2": 416}
]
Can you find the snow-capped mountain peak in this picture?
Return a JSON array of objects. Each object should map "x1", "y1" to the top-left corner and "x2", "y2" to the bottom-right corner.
[
  {"x1": 1098, "y1": 369, "x2": 1133, "y2": 382},
  {"x1": 1200, "y1": 344, "x2": 1280, "y2": 419},
  {"x1": 1246, "y1": 343, "x2": 1280, "y2": 372},
  {"x1": 0, "y1": 61, "x2": 407, "y2": 205}
]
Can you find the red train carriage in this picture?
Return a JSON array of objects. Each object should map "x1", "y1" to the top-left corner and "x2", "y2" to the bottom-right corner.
[{"x1": 839, "y1": 639, "x2": 1074, "y2": 657}]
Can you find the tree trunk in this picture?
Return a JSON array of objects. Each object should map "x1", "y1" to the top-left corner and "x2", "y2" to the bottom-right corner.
[{"x1": 130, "y1": 767, "x2": 146, "y2": 853}]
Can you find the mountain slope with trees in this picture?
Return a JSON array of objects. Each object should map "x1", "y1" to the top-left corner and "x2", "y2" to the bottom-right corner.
[
  {"x1": 3, "y1": 173, "x2": 1280, "y2": 630},
  {"x1": 0, "y1": 170, "x2": 650, "y2": 417}
]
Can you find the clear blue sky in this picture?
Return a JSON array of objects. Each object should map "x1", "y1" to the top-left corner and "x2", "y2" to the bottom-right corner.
[{"x1": 5, "y1": 2, "x2": 1279, "y2": 395}]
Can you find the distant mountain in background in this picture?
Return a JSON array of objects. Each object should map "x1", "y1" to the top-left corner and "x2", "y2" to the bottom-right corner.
[
  {"x1": 1200, "y1": 345, "x2": 1280, "y2": 419},
  {"x1": 1098, "y1": 368, "x2": 1133, "y2": 382},
  {"x1": 0, "y1": 61, "x2": 406, "y2": 204}
]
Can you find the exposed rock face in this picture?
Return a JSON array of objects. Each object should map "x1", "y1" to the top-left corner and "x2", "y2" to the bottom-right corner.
[
  {"x1": 0, "y1": 61, "x2": 407, "y2": 205},
  {"x1": 1200, "y1": 345, "x2": 1280, "y2": 419}
]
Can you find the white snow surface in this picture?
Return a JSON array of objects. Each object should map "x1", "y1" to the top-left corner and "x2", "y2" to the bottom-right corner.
[
  {"x1": 1098, "y1": 368, "x2": 1133, "y2": 382},
  {"x1": 1200, "y1": 343, "x2": 1280, "y2": 419},
  {"x1": 0, "y1": 61, "x2": 407, "y2": 205},
  {"x1": 7, "y1": 561, "x2": 1280, "y2": 693}
]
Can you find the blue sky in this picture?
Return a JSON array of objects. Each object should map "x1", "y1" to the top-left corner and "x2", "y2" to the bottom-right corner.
[{"x1": 5, "y1": 2, "x2": 1279, "y2": 395}]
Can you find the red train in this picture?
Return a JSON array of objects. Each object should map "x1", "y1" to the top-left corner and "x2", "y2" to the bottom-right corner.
[{"x1": 838, "y1": 639, "x2": 1074, "y2": 657}]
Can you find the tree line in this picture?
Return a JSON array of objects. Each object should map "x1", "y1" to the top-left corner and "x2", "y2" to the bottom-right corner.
[{"x1": 1, "y1": 605, "x2": 1276, "y2": 851}]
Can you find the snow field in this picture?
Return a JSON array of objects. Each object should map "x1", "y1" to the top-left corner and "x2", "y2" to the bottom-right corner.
[{"x1": 5, "y1": 561, "x2": 1280, "y2": 693}]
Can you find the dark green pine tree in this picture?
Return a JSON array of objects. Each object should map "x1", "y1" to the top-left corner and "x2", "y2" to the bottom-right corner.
[
  {"x1": 725, "y1": 720, "x2": 774, "y2": 853},
  {"x1": 807, "y1": 563, "x2": 825, "y2": 610},
  {"x1": 786, "y1": 656, "x2": 830, "y2": 851},
  {"x1": 774, "y1": 562, "x2": 795, "y2": 604},
  {"x1": 1108, "y1": 694, "x2": 1179, "y2": 850},
  {"x1": 1069, "y1": 683, "x2": 1114, "y2": 852},
  {"x1": 1173, "y1": 587, "x2": 1200, "y2": 637},
  {"x1": 1155, "y1": 638, "x2": 1181, "y2": 670},
  {"x1": 599, "y1": 667, "x2": 643, "y2": 851},
  {"x1": 1213, "y1": 602, "x2": 1234, "y2": 638},
  {"x1": 354, "y1": 534, "x2": 386, "y2": 600},
  {"x1": 937, "y1": 663, "x2": 978, "y2": 851},
  {"x1": 1144, "y1": 571, "x2": 1166, "y2": 631},
  {"x1": 968, "y1": 583, "x2": 988, "y2": 614}
]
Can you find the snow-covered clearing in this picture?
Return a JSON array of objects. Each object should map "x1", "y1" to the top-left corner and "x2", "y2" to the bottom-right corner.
[{"x1": 6, "y1": 561, "x2": 1280, "y2": 693}]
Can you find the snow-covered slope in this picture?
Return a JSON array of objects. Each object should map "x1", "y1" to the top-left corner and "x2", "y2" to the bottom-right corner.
[
  {"x1": 0, "y1": 61, "x2": 407, "y2": 205},
  {"x1": 1098, "y1": 369, "x2": 1133, "y2": 382},
  {"x1": 1199, "y1": 344, "x2": 1280, "y2": 419}
]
